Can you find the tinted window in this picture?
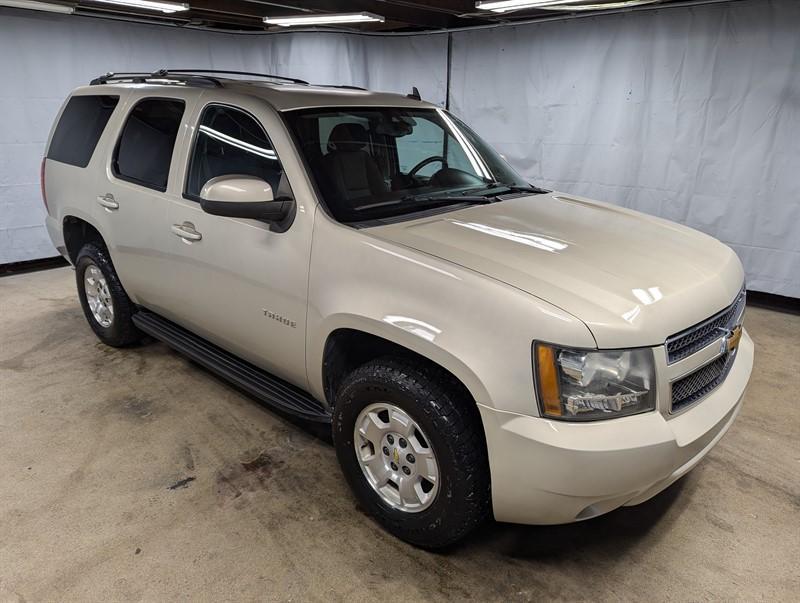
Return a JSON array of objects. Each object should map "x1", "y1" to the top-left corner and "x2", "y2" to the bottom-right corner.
[
  {"x1": 318, "y1": 114, "x2": 370, "y2": 155},
  {"x1": 395, "y1": 116, "x2": 443, "y2": 176},
  {"x1": 185, "y1": 105, "x2": 285, "y2": 199},
  {"x1": 48, "y1": 95, "x2": 119, "y2": 168},
  {"x1": 284, "y1": 107, "x2": 528, "y2": 223},
  {"x1": 114, "y1": 98, "x2": 185, "y2": 191}
]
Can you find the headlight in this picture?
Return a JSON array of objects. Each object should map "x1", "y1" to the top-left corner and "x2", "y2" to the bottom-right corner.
[{"x1": 534, "y1": 343, "x2": 656, "y2": 421}]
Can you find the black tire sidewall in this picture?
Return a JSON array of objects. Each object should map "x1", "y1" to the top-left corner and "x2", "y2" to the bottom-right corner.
[
  {"x1": 333, "y1": 361, "x2": 489, "y2": 548},
  {"x1": 75, "y1": 243, "x2": 138, "y2": 346}
]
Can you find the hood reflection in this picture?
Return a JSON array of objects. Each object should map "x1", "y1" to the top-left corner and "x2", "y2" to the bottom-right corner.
[
  {"x1": 632, "y1": 287, "x2": 663, "y2": 305},
  {"x1": 450, "y1": 221, "x2": 569, "y2": 253}
]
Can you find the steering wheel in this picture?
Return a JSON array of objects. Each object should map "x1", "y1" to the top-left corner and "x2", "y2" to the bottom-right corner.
[{"x1": 408, "y1": 156, "x2": 445, "y2": 178}]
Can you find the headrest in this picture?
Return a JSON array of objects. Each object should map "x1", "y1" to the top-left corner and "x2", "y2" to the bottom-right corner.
[{"x1": 327, "y1": 123, "x2": 369, "y2": 153}]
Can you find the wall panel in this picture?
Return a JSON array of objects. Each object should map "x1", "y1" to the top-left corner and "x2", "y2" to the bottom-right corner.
[{"x1": 449, "y1": 0, "x2": 799, "y2": 297}]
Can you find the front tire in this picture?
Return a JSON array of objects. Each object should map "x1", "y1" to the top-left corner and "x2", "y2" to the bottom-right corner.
[
  {"x1": 333, "y1": 357, "x2": 491, "y2": 549},
  {"x1": 75, "y1": 242, "x2": 141, "y2": 347}
]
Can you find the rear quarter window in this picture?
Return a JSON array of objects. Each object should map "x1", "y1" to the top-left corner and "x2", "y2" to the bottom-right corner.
[{"x1": 47, "y1": 95, "x2": 119, "y2": 168}]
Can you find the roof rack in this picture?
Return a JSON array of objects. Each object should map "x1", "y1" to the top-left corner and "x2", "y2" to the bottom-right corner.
[
  {"x1": 90, "y1": 69, "x2": 309, "y2": 88},
  {"x1": 90, "y1": 70, "x2": 223, "y2": 87},
  {"x1": 323, "y1": 84, "x2": 368, "y2": 91},
  {"x1": 167, "y1": 69, "x2": 309, "y2": 85}
]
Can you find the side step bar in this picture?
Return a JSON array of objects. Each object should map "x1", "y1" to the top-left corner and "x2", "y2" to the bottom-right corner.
[{"x1": 132, "y1": 310, "x2": 331, "y2": 423}]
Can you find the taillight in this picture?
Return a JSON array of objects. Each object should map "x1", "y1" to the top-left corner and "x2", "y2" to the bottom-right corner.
[{"x1": 40, "y1": 157, "x2": 50, "y2": 215}]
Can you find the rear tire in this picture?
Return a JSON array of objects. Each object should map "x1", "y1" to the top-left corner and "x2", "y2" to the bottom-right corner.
[
  {"x1": 75, "y1": 242, "x2": 141, "y2": 347},
  {"x1": 333, "y1": 357, "x2": 491, "y2": 549}
]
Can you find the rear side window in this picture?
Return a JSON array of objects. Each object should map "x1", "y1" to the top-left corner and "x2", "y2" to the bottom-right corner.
[
  {"x1": 113, "y1": 98, "x2": 185, "y2": 191},
  {"x1": 185, "y1": 104, "x2": 285, "y2": 199},
  {"x1": 48, "y1": 95, "x2": 119, "y2": 168}
]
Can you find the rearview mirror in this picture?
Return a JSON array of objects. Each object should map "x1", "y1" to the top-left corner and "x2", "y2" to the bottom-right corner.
[{"x1": 199, "y1": 175, "x2": 292, "y2": 222}]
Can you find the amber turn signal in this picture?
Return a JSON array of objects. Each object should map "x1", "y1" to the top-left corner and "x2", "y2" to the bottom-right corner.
[{"x1": 536, "y1": 344, "x2": 562, "y2": 417}]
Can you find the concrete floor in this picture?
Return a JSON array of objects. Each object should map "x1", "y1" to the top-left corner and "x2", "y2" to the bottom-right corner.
[{"x1": 1, "y1": 267, "x2": 798, "y2": 602}]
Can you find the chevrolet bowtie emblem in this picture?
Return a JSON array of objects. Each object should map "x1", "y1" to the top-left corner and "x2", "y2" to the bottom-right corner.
[
  {"x1": 724, "y1": 325, "x2": 743, "y2": 353},
  {"x1": 393, "y1": 448, "x2": 400, "y2": 464}
]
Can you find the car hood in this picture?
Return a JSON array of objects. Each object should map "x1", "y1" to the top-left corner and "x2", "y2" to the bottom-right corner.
[{"x1": 369, "y1": 192, "x2": 744, "y2": 348}]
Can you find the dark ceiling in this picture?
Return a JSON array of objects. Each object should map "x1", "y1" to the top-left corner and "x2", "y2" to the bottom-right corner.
[{"x1": 17, "y1": 0, "x2": 731, "y2": 32}]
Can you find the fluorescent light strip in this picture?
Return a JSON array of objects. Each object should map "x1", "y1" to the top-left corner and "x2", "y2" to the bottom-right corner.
[
  {"x1": 536, "y1": 0, "x2": 661, "y2": 10},
  {"x1": 476, "y1": 0, "x2": 658, "y2": 12},
  {"x1": 264, "y1": 12, "x2": 385, "y2": 27},
  {"x1": 476, "y1": 0, "x2": 584, "y2": 12},
  {"x1": 0, "y1": 0, "x2": 74, "y2": 13},
  {"x1": 91, "y1": 0, "x2": 189, "y2": 14},
  {"x1": 437, "y1": 109, "x2": 493, "y2": 181},
  {"x1": 198, "y1": 125, "x2": 277, "y2": 161}
]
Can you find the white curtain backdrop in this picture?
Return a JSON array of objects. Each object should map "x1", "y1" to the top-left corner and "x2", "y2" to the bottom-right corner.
[
  {"x1": 449, "y1": 0, "x2": 800, "y2": 297},
  {"x1": 1, "y1": 0, "x2": 798, "y2": 297}
]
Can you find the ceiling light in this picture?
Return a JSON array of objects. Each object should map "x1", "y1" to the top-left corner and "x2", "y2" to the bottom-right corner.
[
  {"x1": 476, "y1": 0, "x2": 574, "y2": 11},
  {"x1": 476, "y1": 0, "x2": 658, "y2": 11},
  {"x1": 91, "y1": 0, "x2": 189, "y2": 14},
  {"x1": 535, "y1": 0, "x2": 661, "y2": 10},
  {"x1": 264, "y1": 12, "x2": 385, "y2": 27},
  {"x1": 0, "y1": 0, "x2": 74, "y2": 13}
]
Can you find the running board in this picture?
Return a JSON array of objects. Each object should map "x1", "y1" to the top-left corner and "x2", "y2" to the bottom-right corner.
[{"x1": 132, "y1": 310, "x2": 331, "y2": 423}]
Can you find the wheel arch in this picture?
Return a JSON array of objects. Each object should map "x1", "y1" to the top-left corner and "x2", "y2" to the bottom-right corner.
[
  {"x1": 63, "y1": 214, "x2": 106, "y2": 264},
  {"x1": 316, "y1": 315, "x2": 491, "y2": 410}
]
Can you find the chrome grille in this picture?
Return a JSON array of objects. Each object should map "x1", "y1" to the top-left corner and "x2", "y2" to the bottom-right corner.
[
  {"x1": 665, "y1": 289, "x2": 746, "y2": 364},
  {"x1": 670, "y1": 351, "x2": 735, "y2": 413}
]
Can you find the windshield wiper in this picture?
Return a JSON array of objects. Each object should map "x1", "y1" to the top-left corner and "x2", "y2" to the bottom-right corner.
[
  {"x1": 396, "y1": 183, "x2": 548, "y2": 214},
  {"x1": 466, "y1": 183, "x2": 550, "y2": 196}
]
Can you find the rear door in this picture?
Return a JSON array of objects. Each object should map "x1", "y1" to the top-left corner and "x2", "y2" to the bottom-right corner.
[
  {"x1": 93, "y1": 93, "x2": 196, "y2": 311},
  {"x1": 161, "y1": 98, "x2": 314, "y2": 387}
]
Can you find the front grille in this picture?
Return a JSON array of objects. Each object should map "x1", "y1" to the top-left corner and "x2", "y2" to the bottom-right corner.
[
  {"x1": 670, "y1": 351, "x2": 735, "y2": 413},
  {"x1": 665, "y1": 289, "x2": 746, "y2": 364}
]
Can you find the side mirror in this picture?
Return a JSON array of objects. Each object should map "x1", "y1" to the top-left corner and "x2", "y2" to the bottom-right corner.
[{"x1": 199, "y1": 175, "x2": 292, "y2": 222}]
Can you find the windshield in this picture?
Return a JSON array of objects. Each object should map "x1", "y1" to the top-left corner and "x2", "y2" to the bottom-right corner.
[{"x1": 283, "y1": 107, "x2": 534, "y2": 223}]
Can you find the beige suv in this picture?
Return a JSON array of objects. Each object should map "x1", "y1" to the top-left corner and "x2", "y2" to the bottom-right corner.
[{"x1": 43, "y1": 70, "x2": 753, "y2": 548}]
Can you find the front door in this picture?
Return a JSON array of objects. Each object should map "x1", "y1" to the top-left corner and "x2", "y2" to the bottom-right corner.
[{"x1": 162, "y1": 100, "x2": 313, "y2": 389}]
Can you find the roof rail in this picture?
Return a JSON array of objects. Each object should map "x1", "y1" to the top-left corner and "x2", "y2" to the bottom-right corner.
[
  {"x1": 90, "y1": 70, "x2": 223, "y2": 87},
  {"x1": 158, "y1": 69, "x2": 309, "y2": 85},
  {"x1": 89, "y1": 69, "x2": 309, "y2": 88},
  {"x1": 323, "y1": 84, "x2": 367, "y2": 91}
]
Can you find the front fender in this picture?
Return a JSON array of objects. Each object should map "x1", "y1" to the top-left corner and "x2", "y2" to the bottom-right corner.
[
  {"x1": 307, "y1": 312, "x2": 493, "y2": 406},
  {"x1": 305, "y1": 215, "x2": 596, "y2": 416}
]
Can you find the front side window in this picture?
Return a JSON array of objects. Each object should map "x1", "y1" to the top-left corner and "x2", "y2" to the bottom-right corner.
[
  {"x1": 185, "y1": 104, "x2": 286, "y2": 199},
  {"x1": 284, "y1": 107, "x2": 531, "y2": 224},
  {"x1": 113, "y1": 98, "x2": 185, "y2": 191}
]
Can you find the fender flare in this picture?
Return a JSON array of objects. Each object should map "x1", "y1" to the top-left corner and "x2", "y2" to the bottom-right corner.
[{"x1": 308, "y1": 312, "x2": 492, "y2": 407}]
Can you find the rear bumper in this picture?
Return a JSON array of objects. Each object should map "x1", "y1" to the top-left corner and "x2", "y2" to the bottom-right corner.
[
  {"x1": 45, "y1": 214, "x2": 69, "y2": 263},
  {"x1": 480, "y1": 331, "x2": 754, "y2": 525}
]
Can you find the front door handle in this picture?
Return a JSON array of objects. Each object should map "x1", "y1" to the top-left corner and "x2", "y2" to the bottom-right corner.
[
  {"x1": 171, "y1": 222, "x2": 202, "y2": 242},
  {"x1": 96, "y1": 193, "x2": 119, "y2": 211}
]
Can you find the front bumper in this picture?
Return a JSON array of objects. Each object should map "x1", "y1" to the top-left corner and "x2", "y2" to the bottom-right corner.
[{"x1": 479, "y1": 330, "x2": 754, "y2": 525}]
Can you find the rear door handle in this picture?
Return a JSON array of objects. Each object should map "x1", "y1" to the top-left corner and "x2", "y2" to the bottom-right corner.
[
  {"x1": 96, "y1": 193, "x2": 119, "y2": 211},
  {"x1": 171, "y1": 222, "x2": 202, "y2": 242}
]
